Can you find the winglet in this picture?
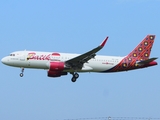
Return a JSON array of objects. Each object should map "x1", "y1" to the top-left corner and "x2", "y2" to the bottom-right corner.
[{"x1": 100, "y1": 36, "x2": 108, "y2": 47}]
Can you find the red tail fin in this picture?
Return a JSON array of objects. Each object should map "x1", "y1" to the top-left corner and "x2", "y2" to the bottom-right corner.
[
  {"x1": 127, "y1": 35, "x2": 155, "y2": 61},
  {"x1": 106, "y1": 35, "x2": 156, "y2": 72}
]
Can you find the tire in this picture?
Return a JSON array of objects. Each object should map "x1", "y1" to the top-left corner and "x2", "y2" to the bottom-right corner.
[
  {"x1": 20, "y1": 73, "x2": 23, "y2": 77},
  {"x1": 74, "y1": 73, "x2": 79, "y2": 78},
  {"x1": 71, "y1": 77, "x2": 76, "y2": 82}
]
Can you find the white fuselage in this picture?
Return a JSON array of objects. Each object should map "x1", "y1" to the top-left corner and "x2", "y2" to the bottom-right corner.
[
  {"x1": 1, "y1": 35, "x2": 157, "y2": 82},
  {"x1": 2, "y1": 51, "x2": 124, "y2": 72}
]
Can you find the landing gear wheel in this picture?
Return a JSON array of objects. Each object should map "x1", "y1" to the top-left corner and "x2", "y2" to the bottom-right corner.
[
  {"x1": 74, "y1": 73, "x2": 79, "y2": 78},
  {"x1": 71, "y1": 77, "x2": 77, "y2": 82},
  {"x1": 20, "y1": 73, "x2": 23, "y2": 77},
  {"x1": 20, "y1": 68, "x2": 24, "y2": 77},
  {"x1": 70, "y1": 72, "x2": 79, "y2": 82}
]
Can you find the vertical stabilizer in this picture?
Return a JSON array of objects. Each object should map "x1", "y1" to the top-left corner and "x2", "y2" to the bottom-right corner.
[
  {"x1": 127, "y1": 35, "x2": 155, "y2": 61},
  {"x1": 106, "y1": 35, "x2": 156, "y2": 72}
]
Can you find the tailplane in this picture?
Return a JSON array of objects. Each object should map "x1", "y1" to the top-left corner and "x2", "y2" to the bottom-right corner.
[{"x1": 136, "y1": 57, "x2": 158, "y2": 65}]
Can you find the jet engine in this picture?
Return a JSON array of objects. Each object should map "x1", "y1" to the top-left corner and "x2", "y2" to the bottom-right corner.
[{"x1": 47, "y1": 62, "x2": 67, "y2": 77}]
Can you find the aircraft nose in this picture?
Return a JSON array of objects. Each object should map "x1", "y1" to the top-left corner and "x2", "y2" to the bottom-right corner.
[{"x1": 1, "y1": 57, "x2": 8, "y2": 64}]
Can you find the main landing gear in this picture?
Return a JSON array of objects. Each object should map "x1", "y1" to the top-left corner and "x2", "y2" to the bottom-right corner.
[
  {"x1": 71, "y1": 72, "x2": 79, "y2": 82},
  {"x1": 20, "y1": 68, "x2": 24, "y2": 77}
]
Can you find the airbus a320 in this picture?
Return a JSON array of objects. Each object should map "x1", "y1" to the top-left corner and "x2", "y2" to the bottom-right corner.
[{"x1": 1, "y1": 35, "x2": 158, "y2": 82}]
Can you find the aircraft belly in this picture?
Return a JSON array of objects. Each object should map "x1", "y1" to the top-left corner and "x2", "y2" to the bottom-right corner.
[{"x1": 81, "y1": 65, "x2": 93, "y2": 71}]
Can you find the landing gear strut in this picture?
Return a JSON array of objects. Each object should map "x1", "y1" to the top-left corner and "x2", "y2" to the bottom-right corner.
[
  {"x1": 71, "y1": 72, "x2": 79, "y2": 82},
  {"x1": 20, "y1": 68, "x2": 24, "y2": 77}
]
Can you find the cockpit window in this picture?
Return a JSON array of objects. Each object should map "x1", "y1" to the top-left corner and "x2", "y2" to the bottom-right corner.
[{"x1": 10, "y1": 54, "x2": 15, "y2": 56}]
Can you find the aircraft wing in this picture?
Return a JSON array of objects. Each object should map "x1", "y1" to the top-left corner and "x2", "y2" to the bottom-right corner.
[
  {"x1": 137, "y1": 57, "x2": 158, "y2": 65},
  {"x1": 65, "y1": 37, "x2": 108, "y2": 69}
]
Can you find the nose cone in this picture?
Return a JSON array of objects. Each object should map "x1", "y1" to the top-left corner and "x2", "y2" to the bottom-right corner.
[{"x1": 1, "y1": 57, "x2": 8, "y2": 65}]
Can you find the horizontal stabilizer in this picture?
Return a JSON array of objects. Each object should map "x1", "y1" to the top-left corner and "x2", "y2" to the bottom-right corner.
[{"x1": 137, "y1": 57, "x2": 158, "y2": 65}]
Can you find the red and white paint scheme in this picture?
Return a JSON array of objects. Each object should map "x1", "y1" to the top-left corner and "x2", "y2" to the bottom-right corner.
[{"x1": 1, "y1": 35, "x2": 158, "y2": 82}]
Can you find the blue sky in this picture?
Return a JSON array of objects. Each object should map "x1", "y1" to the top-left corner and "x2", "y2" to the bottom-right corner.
[{"x1": 0, "y1": 0, "x2": 160, "y2": 120}]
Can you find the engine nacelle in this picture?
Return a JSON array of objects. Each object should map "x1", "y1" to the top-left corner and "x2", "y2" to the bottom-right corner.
[
  {"x1": 49, "y1": 62, "x2": 65, "y2": 71},
  {"x1": 47, "y1": 61, "x2": 67, "y2": 77},
  {"x1": 48, "y1": 70, "x2": 67, "y2": 77}
]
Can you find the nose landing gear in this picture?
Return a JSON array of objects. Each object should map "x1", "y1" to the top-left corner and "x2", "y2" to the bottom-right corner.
[
  {"x1": 20, "y1": 68, "x2": 24, "y2": 77},
  {"x1": 71, "y1": 72, "x2": 79, "y2": 82}
]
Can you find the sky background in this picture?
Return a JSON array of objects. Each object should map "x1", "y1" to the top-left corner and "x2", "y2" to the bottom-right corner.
[{"x1": 0, "y1": 0, "x2": 160, "y2": 120}]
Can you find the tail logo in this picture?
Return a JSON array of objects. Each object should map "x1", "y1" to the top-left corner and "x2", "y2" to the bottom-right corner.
[
  {"x1": 139, "y1": 47, "x2": 142, "y2": 51},
  {"x1": 150, "y1": 36, "x2": 154, "y2": 40},
  {"x1": 144, "y1": 42, "x2": 148, "y2": 46},
  {"x1": 106, "y1": 35, "x2": 156, "y2": 72}
]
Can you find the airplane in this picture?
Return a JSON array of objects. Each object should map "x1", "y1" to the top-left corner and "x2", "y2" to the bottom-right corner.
[{"x1": 1, "y1": 35, "x2": 158, "y2": 82}]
